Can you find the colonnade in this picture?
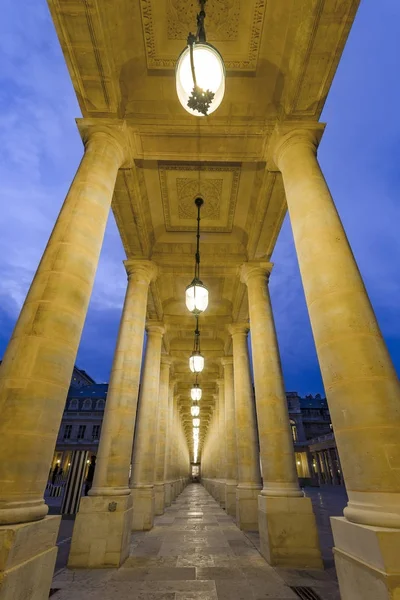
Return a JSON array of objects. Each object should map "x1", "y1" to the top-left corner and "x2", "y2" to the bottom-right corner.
[{"x1": 0, "y1": 121, "x2": 399, "y2": 600}]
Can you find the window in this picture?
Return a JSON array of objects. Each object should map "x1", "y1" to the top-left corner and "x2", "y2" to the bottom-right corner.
[
  {"x1": 82, "y1": 398, "x2": 92, "y2": 410},
  {"x1": 92, "y1": 425, "x2": 100, "y2": 440},
  {"x1": 77, "y1": 425, "x2": 86, "y2": 439},
  {"x1": 64, "y1": 424, "x2": 72, "y2": 439},
  {"x1": 95, "y1": 399, "x2": 105, "y2": 411},
  {"x1": 69, "y1": 399, "x2": 78, "y2": 410},
  {"x1": 290, "y1": 420, "x2": 298, "y2": 442}
]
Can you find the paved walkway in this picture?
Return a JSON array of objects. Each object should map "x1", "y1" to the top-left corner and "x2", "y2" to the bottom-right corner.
[{"x1": 51, "y1": 484, "x2": 341, "y2": 599}]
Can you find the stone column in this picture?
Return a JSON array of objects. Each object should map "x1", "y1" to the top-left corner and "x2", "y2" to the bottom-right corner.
[
  {"x1": 241, "y1": 262, "x2": 322, "y2": 568},
  {"x1": 228, "y1": 323, "x2": 262, "y2": 530},
  {"x1": 164, "y1": 379, "x2": 175, "y2": 507},
  {"x1": 131, "y1": 322, "x2": 164, "y2": 530},
  {"x1": 154, "y1": 356, "x2": 172, "y2": 515},
  {"x1": 68, "y1": 259, "x2": 157, "y2": 567},
  {"x1": 216, "y1": 378, "x2": 226, "y2": 507},
  {"x1": 0, "y1": 124, "x2": 127, "y2": 597},
  {"x1": 221, "y1": 356, "x2": 237, "y2": 517},
  {"x1": 272, "y1": 123, "x2": 400, "y2": 597},
  {"x1": 171, "y1": 395, "x2": 179, "y2": 500}
]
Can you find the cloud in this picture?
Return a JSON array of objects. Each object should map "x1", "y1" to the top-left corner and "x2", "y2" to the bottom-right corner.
[{"x1": 0, "y1": 0, "x2": 126, "y2": 379}]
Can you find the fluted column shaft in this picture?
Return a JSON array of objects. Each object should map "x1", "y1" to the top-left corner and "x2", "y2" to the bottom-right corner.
[
  {"x1": 221, "y1": 357, "x2": 237, "y2": 517},
  {"x1": 217, "y1": 379, "x2": 226, "y2": 506},
  {"x1": 274, "y1": 127, "x2": 400, "y2": 528},
  {"x1": 229, "y1": 324, "x2": 261, "y2": 487},
  {"x1": 229, "y1": 323, "x2": 261, "y2": 530},
  {"x1": 154, "y1": 356, "x2": 172, "y2": 515},
  {"x1": 241, "y1": 263, "x2": 301, "y2": 497},
  {"x1": 91, "y1": 260, "x2": 157, "y2": 495},
  {"x1": 164, "y1": 380, "x2": 175, "y2": 507},
  {"x1": 0, "y1": 126, "x2": 126, "y2": 526},
  {"x1": 131, "y1": 323, "x2": 164, "y2": 530}
]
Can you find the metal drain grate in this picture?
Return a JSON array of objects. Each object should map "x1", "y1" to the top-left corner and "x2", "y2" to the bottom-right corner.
[
  {"x1": 290, "y1": 587, "x2": 323, "y2": 600},
  {"x1": 49, "y1": 589, "x2": 60, "y2": 597}
]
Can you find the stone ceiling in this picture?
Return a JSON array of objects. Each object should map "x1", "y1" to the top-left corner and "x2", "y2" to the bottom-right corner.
[{"x1": 48, "y1": 0, "x2": 360, "y2": 453}]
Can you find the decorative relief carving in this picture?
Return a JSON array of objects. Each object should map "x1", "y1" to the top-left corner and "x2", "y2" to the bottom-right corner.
[
  {"x1": 140, "y1": 0, "x2": 266, "y2": 71},
  {"x1": 167, "y1": 0, "x2": 240, "y2": 42},
  {"x1": 176, "y1": 178, "x2": 222, "y2": 221},
  {"x1": 159, "y1": 164, "x2": 240, "y2": 232}
]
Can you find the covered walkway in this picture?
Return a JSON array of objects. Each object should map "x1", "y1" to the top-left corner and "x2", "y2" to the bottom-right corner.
[{"x1": 51, "y1": 485, "x2": 340, "y2": 600}]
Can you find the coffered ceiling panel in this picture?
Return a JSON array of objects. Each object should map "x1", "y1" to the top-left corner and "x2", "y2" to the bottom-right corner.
[
  {"x1": 159, "y1": 163, "x2": 240, "y2": 233},
  {"x1": 140, "y1": 0, "x2": 267, "y2": 71}
]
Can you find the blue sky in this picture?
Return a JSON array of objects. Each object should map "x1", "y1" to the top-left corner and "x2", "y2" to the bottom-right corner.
[{"x1": 1, "y1": 1, "x2": 399, "y2": 395}]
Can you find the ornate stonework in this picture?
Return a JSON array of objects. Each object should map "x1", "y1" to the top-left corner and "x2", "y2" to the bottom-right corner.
[
  {"x1": 177, "y1": 178, "x2": 222, "y2": 220},
  {"x1": 140, "y1": 0, "x2": 267, "y2": 71},
  {"x1": 159, "y1": 163, "x2": 240, "y2": 232},
  {"x1": 167, "y1": 0, "x2": 240, "y2": 42}
]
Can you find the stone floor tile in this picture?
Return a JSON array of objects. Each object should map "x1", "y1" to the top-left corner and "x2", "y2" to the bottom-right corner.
[
  {"x1": 50, "y1": 484, "x2": 344, "y2": 600},
  {"x1": 177, "y1": 554, "x2": 216, "y2": 567},
  {"x1": 196, "y1": 566, "x2": 245, "y2": 580},
  {"x1": 111, "y1": 566, "x2": 196, "y2": 581}
]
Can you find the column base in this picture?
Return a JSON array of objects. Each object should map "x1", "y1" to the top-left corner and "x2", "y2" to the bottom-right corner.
[
  {"x1": 236, "y1": 485, "x2": 261, "y2": 531},
  {"x1": 154, "y1": 483, "x2": 165, "y2": 516},
  {"x1": 0, "y1": 516, "x2": 60, "y2": 600},
  {"x1": 131, "y1": 486, "x2": 155, "y2": 531},
  {"x1": 225, "y1": 481, "x2": 237, "y2": 518},
  {"x1": 213, "y1": 480, "x2": 220, "y2": 503},
  {"x1": 164, "y1": 482, "x2": 172, "y2": 507},
  {"x1": 68, "y1": 494, "x2": 132, "y2": 568},
  {"x1": 258, "y1": 494, "x2": 323, "y2": 568},
  {"x1": 332, "y1": 516, "x2": 400, "y2": 599},
  {"x1": 219, "y1": 480, "x2": 226, "y2": 508}
]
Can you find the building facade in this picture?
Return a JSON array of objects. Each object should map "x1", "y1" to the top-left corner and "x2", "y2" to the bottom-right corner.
[{"x1": 51, "y1": 383, "x2": 108, "y2": 477}]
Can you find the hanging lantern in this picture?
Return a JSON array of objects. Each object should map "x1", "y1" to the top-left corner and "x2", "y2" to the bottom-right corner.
[
  {"x1": 186, "y1": 279, "x2": 209, "y2": 314},
  {"x1": 191, "y1": 383, "x2": 202, "y2": 401},
  {"x1": 190, "y1": 351, "x2": 204, "y2": 373},
  {"x1": 175, "y1": 1, "x2": 225, "y2": 117},
  {"x1": 193, "y1": 418, "x2": 200, "y2": 427},
  {"x1": 185, "y1": 198, "x2": 209, "y2": 314},
  {"x1": 191, "y1": 404, "x2": 200, "y2": 417}
]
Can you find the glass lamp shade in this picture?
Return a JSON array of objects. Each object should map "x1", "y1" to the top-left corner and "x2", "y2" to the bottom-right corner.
[
  {"x1": 191, "y1": 405, "x2": 200, "y2": 417},
  {"x1": 193, "y1": 418, "x2": 200, "y2": 427},
  {"x1": 189, "y1": 351, "x2": 204, "y2": 373},
  {"x1": 191, "y1": 384, "x2": 202, "y2": 401},
  {"x1": 176, "y1": 42, "x2": 225, "y2": 117},
  {"x1": 185, "y1": 280, "x2": 209, "y2": 314}
]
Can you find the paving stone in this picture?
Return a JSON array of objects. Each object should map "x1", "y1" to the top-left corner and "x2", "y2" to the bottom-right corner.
[{"x1": 51, "y1": 484, "x2": 343, "y2": 600}]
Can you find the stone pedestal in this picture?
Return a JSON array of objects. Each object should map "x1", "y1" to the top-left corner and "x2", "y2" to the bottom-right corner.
[
  {"x1": 225, "y1": 481, "x2": 237, "y2": 518},
  {"x1": 164, "y1": 482, "x2": 172, "y2": 507},
  {"x1": 332, "y1": 517, "x2": 400, "y2": 600},
  {"x1": 131, "y1": 486, "x2": 155, "y2": 531},
  {"x1": 154, "y1": 483, "x2": 165, "y2": 516},
  {"x1": 236, "y1": 485, "x2": 261, "y2": 531},
  {"x1": 0, "y1": 516, "x2": 60, "y2": 600},
  {"x1": 219, "y1": 481, "x2": 226, "y2": 508},
  {"x1": 258, "y1": 495, "x2": 322, "y2": 568},
  {"x1": 68, "y1": 494, "x2": 132, "y2": 568}
]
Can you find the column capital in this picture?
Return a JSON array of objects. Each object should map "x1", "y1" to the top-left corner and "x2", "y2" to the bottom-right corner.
[
  {"x1": 267, "y1": 122, "x2": 325, "y2": 172},
  {"x1": 76, "y1": 118, "x2": 131, "y2": 166},
  {"x1": 221, "y1": 355, "x2": 233, "y2": 367},
  {"x1": 161, "y1": 354, "x2": 174, "y2": 368},
  {"x1": 228, "y1": 322, "x2": 249, "y2": 337},
  {"x1": 240, "y1": 261, "x2": 273, "y2": 286},
  {"x1": 124, "y1": 259, "x2": 158, "y2": 284},
  {"x1": 146, "y1": 321, "x2": 165, "y2": 337}
]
